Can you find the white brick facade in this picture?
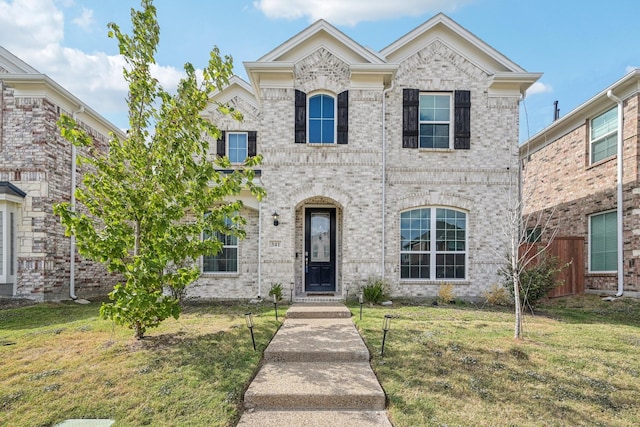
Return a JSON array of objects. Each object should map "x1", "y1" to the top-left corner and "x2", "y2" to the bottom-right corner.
[{"x1": 191, "y1": 15, "x2": 540, "y2": 301}]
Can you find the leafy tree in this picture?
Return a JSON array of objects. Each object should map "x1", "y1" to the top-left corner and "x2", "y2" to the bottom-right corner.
[{"x1": 54, "y1": 0, "x2": 264, "y2": 338}]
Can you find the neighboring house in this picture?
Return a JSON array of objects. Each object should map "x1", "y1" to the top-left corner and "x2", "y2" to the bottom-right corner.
[
  {"x1": 0, "y1": 46, "x2": 124, "y2": 301},
  {"x1": 520, "y1": 69, "x2": 640, "y2": 296},
  {"x1": 190, "y1": 14, "x2": 541, "y2": 301}
]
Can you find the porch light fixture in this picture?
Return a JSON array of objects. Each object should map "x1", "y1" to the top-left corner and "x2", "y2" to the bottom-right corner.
[
  {"x1": 381, "y1": 314, "x2": 392, "y2": 357},
  {"x1": 245, "y1": 312, "x2": 256, "y2": 351},
  {"x1": 272, "y1": 212, "x2": 280, "y2": 226}
]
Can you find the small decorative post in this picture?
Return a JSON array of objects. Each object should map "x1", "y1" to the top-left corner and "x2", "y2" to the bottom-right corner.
[
  {"x1": 273, "y1": 293, "x2": 279, "y2": 321},
  {"x1": 358, "y1": 290, "x2": 364, "y2": 321},
  {"x1": 345, "y1": 283, "x2": 349, "y2": 302},
  {"x1": 381, "y1": 314, "x2": 392, "y2": 357},
  {"x1": 245, "y1": 312, "x2": 256, "y2": 351},
  {"x1": 290, "y1": 282, "x2": 294, "y2": 303}
]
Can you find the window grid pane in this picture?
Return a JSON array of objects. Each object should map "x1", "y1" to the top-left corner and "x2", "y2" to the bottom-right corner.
[
  {"x1": 401, "y1": 207, "x2": 466, "y2": 280},
  {"x1": 419, "y1": 94, "x2": 450, "y2": 149},
  {"x1": 590, "y1": 106, "x2": 618, "y2": 163},
  {"x1": 309, "y1": 94, "x2": 335, "y2": 144},
  {"x1": 590, "y1": 211, "x2": 617, "y2": 271},
  {"x1": 228, "y1": 133, "x2": 248, "y2": 163},
  {"x1": 203, "y1": 216, "x2": 238, "y2": 273}
]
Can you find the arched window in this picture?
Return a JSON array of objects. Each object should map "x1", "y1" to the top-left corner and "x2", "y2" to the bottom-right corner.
[
  {"x1": 400, "y1": 207, "x2": 467, "y2": 280},
  {"x1": 308, "y1": 94, "x2": 335, "y2": 143}
]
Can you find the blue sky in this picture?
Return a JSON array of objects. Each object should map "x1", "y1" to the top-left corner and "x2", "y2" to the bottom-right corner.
[{"x1": 1, "y1": 0, "x2": 638, "y2": 141}]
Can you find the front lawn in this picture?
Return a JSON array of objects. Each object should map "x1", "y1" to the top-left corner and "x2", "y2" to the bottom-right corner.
[
  {"x1": 355, "y1": 295, "x2": 640, "y2": 427},
  {"x1": 0, "y1": 300, "x2": 279, "y2": 427}
]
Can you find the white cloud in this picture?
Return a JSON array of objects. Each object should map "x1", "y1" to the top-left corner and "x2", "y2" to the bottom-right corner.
[
  {"x1": 0, "y1": 0, "x2": 187, "y2": 126},
  {"x1": 72, "y1": 7, "x2": 95, "y2": 32},
  {"x1": 526, "y1": 81, "x2": 553, "y2": 97},
  {"x1": 253, "y1": 0, "x2": 473, "y2": 26}
]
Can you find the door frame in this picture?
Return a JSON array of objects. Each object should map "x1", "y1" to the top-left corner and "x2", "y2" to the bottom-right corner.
[{"x1": 304, "y1": 207, "x2": 337, "y2": 292}]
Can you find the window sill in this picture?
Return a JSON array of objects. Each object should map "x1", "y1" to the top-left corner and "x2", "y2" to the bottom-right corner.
[
  {"x1": 586, "y1": 272, "x2": 617, "y2": 277},
  {"x1": 418, "y1": 148, "x2": 455, "y2": 153},
  {"x1": 201, "y1": 272, "x2": 240, "y2": 278},
  {"x1": 400, "y1": 279, "x2": 470, "y2": 285},
  {"x1": 586, "y1": 155, "x2": 615, "y2": 170}
]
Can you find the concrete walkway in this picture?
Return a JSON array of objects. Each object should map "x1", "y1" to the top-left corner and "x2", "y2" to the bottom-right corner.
[{"x1": 237, "y1": 303, "x2": 391, "y2": 426}]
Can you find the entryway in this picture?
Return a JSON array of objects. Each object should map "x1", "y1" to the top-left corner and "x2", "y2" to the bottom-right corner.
[{"x1": 305, "y1": 208, "x2": 336, "y2": 293}]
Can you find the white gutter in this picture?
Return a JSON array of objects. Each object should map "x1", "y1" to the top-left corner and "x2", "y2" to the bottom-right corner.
[
  {"x1": 606, "y1": 90, "x2": 624, "y2": 297},
  {"x1": 381, "y1": 81, "x2": 395, "y2": 280},
  {"x1": 69, "y1": 106, "x2": 85, "y2": 300}
]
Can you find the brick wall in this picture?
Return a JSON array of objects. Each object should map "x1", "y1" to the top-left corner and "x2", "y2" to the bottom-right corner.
[{"x1": 522, "y1": 94, "x2": 640, "y2": 293}]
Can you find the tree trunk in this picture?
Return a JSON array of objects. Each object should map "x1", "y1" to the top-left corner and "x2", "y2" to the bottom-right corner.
[
  {"x1": 512, "y1": 241, "x2": 522, "y2": 339},
  {"x1": 134, "y1": 321, "x2": 144, "y2": 340}
]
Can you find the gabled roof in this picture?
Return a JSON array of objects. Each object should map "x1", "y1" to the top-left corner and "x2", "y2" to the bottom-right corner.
[
  {"x1": 0, "y1": 46, "x2": 39, "y2": 74},
  {"x1": 520, "y1": 69, "x2": 640, "y2": 157},
  {"x1": 207, "y1": 75, "x2": 259, "y2": 112},
  {"x1": 0, "y1": 46, "x2": 126, "y2": 139},
  {"x1": 257, "y1": 19, "x2": 387, "y2": 65},
  {"x1": 381, "y1": 13, "x2": 525, "y2": 74}
]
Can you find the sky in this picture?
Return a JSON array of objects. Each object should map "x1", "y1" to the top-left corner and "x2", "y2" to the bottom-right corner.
[{"x1": 1, "y1": 0, "x2": 638, "y2": 141}]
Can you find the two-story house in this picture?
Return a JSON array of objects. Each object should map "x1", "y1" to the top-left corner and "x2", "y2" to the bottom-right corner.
[
  {"x1": 520, "y1": 69, "x2": 640, "y2": 297},
  {"x1": 0, "y1": 46, "x2": 123, "y2": 301},
  {"x1": 188, "y1": 14, "x2": 541, "y2": 301}
]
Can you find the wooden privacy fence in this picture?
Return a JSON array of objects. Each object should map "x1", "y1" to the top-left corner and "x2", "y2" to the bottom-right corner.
[{"x1": 519, "y1": 237, "x2": 585, "y2": 298}]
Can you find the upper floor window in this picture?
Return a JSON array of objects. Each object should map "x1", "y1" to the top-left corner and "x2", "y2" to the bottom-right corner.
[
  {"x1": 419, "y1": 93, "x2": 452, "y2": 149},
  {"x1": 309, "y1": 94, "x2": 335, "y2": 143},
  {"x1": 589, "y1": 211, "x2": 616, "y2": 272},
  {"x1": 216, "y1": 131, "x2": 257, "y2": 162},
  {"x1": 590, "y1": 106, "x2": 618, "y2": 164},
  {"x1": 403, "y1": 89, "x2": 470, "y2": 150},
  {"x1": 400, "y1": 207, "x2": 467, "y2": 280},
  {"x1": 295, "y1": 90, "x2": 348, "y2": 144},
  {"x1": 228, "y1": 132, "x2": 248, "y2": 163}
]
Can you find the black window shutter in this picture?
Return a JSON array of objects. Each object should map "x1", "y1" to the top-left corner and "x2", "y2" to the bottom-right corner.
[
  {"x1": 295, "y1": 90, "x2": 306, "y2": 143},
  {"x1": 402, "y1": 89, "x2": 419, "y2": 148},
  {"x1": 217, "y1": 130, "x2": 226, "y2": 157},
  {"x1": 454, "y1": 90, "x2": 471, "y2": 150},
  {"x1": 248, "y1": 131, "x2": 257, "y2": 157},
  {"x1": 337, "y1": 90, "x2": 349, "y2": 144}
]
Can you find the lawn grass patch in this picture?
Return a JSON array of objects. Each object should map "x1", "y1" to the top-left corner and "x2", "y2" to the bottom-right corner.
[
  {"x1": 354, "y1": 295, "x2": 640, "y2": 426},
  {"x1": 0, "y1": 301, "x2": 279, "y2": 426}
]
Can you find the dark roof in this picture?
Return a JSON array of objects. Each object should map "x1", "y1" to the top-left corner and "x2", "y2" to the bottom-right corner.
[{"x1": 0, "y1": 182, "x2": 27, "y2": 198}]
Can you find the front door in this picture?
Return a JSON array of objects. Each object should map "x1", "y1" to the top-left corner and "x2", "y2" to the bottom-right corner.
[{"x1": 305, "y1": 208, "x2": 336, "y2": 292}]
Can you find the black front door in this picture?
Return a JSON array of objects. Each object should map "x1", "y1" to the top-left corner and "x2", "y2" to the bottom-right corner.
[{"x1": 305, "y1": 208, "x2": 336, "y2": 292}]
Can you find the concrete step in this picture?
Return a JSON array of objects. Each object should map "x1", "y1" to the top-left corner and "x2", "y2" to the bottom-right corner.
[
  {"x1": 237, "y1": 410, "x2": 392, "y2": 427},
  {"x1": 244, "y1": 362, "x2": 386, "y2": 411},
  {"x1": 264, "y1": 318, "x2": 369, "y2": 363},
  {"x1": 286, "y1": 303, "x2": 352, "y2": 319}
]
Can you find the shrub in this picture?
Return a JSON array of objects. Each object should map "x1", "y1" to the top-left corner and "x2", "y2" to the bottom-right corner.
[
  {"x1": 362, "y1": 277, "x2": 389, "y2": 304},
  {"x1": 499, "y1": 253, "x2": 567, "y2": 307},
  {"x1": 437, "y1": 283, "x2": 455, "y2": 304},
  {"x1": 268, "y1": 283, "x2": 283, "y2": 302},
  {"x1": 483, "y1": 283, "x2": 512, "y2": 306}
]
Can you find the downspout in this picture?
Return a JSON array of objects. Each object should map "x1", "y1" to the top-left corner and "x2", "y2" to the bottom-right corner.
[
  {"x1": 69, "y1": 106, "x2": 85, "y2": 300},
  {"x1": 381, "y1": 81, "x2": 395, "y2": 281},
  {"x1": 607, "y1": 90, "x2": 624, "y2": 297},
  {"x1": 257, "y1": 200, "x2": 262, "y2": 299}
]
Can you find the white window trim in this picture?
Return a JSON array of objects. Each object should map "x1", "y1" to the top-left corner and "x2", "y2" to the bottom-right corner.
[
  {"x1": 399, "y1": 206, "x2": 468, "y2": 281},
  {"x1": 419, "y1": 92, "x2": 453, "y2": 150},
  {"x1": 227, "y1": 131, "x2": 249, "y2": 165},
  {"x1": 589, "y1": 106, "x2": 618, "y2": 164},
  {"x1": 588, "y1": 210, "x2": 617, "y2": 273},
  {"x1": 0, "y1": 202, "x2": 19, "y2": 287},
  {"x1": 307, "y1": 91, "x2": 337, "y2": 144},
  {"x1": 202, "y1": 215, "x2": 239, "y2": 274}
]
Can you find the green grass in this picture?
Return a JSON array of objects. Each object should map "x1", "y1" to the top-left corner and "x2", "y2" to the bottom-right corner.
[
  {"x1": 0, "y1": 301, "x2": 280, "y2": 427},
  {"x1": 354, "y1": 295, "x2": 640, "y2": 427},
  {"x1": 3, "y1": 295, "x2": 640, "y2": 426}
]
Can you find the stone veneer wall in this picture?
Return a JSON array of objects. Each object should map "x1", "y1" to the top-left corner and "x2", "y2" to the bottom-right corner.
[
  {"x1": 1, "y1": 84, "x2": 119, "y2": 301},
  {"x1": 522, "y1": 94, "x2": 640, "y2": 292}
]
